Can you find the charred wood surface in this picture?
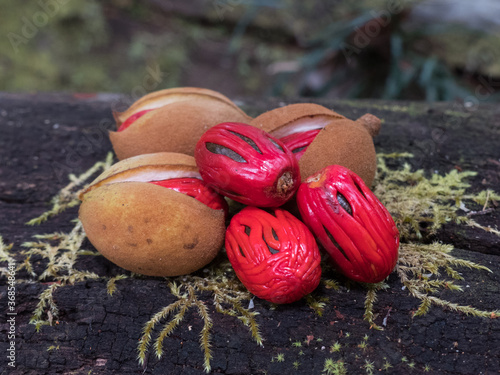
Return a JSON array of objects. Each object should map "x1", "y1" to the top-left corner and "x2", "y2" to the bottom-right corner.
[{"x1": 0, "y1": 93, "x2": 499, "y2": 375}]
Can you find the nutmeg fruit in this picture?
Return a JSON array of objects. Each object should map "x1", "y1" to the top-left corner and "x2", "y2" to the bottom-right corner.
[
  {"x1": 299, "y1": 114, "x2": 380, "y2": 186},
  {"x1": 110, "y1": 87, "x2": 252, "y2": 160},
  {"x1": 78, "y1": 152, "x2": 226, "y2": 277},
  {"x1": 250, "y1": 103, "x2": 381, "y2": 187}
]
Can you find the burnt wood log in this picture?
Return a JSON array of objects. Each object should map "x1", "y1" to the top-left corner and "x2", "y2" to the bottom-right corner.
[{"x1": 0, "y1": 92, "x2": 499, "y2": 375}]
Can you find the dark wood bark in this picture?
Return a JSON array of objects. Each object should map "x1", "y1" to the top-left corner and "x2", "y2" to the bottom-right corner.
[{"x1": 0, "y1": 93, "x2": 499, "y2": 374}]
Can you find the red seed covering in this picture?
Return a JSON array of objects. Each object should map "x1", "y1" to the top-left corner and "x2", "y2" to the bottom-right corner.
[
  {"x1": 279, "y1": 128, "x2": 322, "y2": 160},
  {"x1": 149, "y1": 177, "x2": 228, "y2": 214},
  {"x1": 117, "y1": 109, "x2": 155, "y2": 132},
  {"x1": 195, "y1": 122, "x2": 300, "y2": 207},
  {"x1": 297, "y1": 165, "x2": 399, "y2": 283},
  {"x1": 225, "y1": 206, "x2": 322, "y2": 304}
]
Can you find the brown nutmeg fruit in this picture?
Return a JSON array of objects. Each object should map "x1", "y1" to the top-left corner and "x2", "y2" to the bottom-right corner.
[
  {"x1": 78, "y1": 152, "x2": 226, "y2": 277},
  {"x1": 110, "y1": 87, "x2": 252, "y2": 160},
  {"x1": 299, "y1": 114, "x2": 381, "y2": 187},
  {"x1": 249, "y1": 103, "x2": 381, "y2": 187}
]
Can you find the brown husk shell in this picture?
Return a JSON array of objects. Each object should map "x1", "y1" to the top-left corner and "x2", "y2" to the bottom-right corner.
[
  {"x1": 113, "y1": 87, "x2": 248, "y2": 126},
  {"x1": 79, "y1": 152, "x2": 198, "y2": 199},
  {"x1": 249, "y1": 103, "x2": 346, "y2": 134},
  {"x1": 79, "y1": 182, "x2": 225, "y2": 276},
  {"x1": 110, "y1": 100, "x2": 252, "y2": 160},
  {"x1": 299, "y1": 119, "x2": 377, "y2": 187}
]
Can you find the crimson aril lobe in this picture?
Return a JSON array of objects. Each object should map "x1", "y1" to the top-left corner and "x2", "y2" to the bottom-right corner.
[
  {"x1": 279, "y1": 128, "x2": 321, "y2": 160},
  {"x1": 117, "y1": 109, "x2": 155, "y2": 132},
  {"x1": 149, "y1": 177, "x2": 228, "y2": 214}
]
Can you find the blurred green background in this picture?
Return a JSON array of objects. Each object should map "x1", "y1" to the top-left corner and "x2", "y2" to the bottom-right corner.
[{"x1": 2, "y1": 0, "x2": 500, "y2": 101}]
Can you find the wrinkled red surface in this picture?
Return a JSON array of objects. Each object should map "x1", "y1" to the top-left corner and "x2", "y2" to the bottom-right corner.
[
  {"x1": 279, "y1": 129, "x2": 321, "y2": 160},
  {"x1": 195, "y1": 122, "x2": 300, "y2": 207},
  {"x1": 225, "y1": 206, "x2": 321, "y2": 304},
  {"x1": 297, "y1": 165, "x2": 399, "y2": 283},
  {"x1": 117, "y1": 109, "x2": 155, "y2": 132},
  {"x1": 150, "y1": 177, "x2": 228, "y2": 214}
]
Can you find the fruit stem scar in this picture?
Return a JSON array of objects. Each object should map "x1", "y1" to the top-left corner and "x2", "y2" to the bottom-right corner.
[{"x1": 276, "y1": 171, "x2": 294, "y2": 196}]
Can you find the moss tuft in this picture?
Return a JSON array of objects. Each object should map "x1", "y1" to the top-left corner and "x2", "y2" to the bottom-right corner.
[
  {"x1": 138, "y1": 270, "x2": 262, "y2": 373},
  {"x1": 27, "y1": 152, "x2": 114, "y2": 226}
]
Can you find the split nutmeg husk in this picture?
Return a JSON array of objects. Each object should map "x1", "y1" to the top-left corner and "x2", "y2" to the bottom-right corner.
[
  {"x1": 110, "y1": 87, "x2": 252, "y2": 160},
  {"x1": 113, "y1": 87, "x2": 248, "y2": 126},
  {"x1": 249, "y1": 103, "x2": 346, "y2": 137},
  {"x1": 299, "y1": 114, "x2": 381, "y2": 187},
  {"x1": 78, "y1": 152, "x2": 226, "y2": 277},
  {"x1": 250, "y1": 103, "x2": 381, "y2": 187}
]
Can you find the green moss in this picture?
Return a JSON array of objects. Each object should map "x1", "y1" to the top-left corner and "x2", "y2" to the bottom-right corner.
[
  {"x1": 366, "y1": 153, "x2": 500, "y2": 321},
  {"x1": 106, "y1": 274, "x2": 128, "y2": 296},
  {"x1": 27, "y1": 153, "x2": 114, "y2": 226},
  {"x1": 322, "y1": 358, "x2": 347, "y2": 375},
  {"x1": 374, "y1": 153, "x2": 500, "y2": 241},
  {"x1": 138, "y1": 271, "x2": 263, "y2": 373},
  {"x1": 0, "y1": 236, "x2": 14, "y2": 265}
]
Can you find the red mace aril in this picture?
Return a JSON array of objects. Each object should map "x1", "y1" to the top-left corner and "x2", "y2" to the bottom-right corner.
[
  {"x1": 117, "y1": 109, "x2": 155, "y2": 132},
  {"x1": 225, "y1": 206, "x2": 321, "y2": 304},
  {"x1": 279, "y1": 128, "x2": 321, "y2": 160},
  {"x1": 149, "y1": 177, "x2": 228, "y2": 213},
  {"x1": 249, "y1": 103, "x2": 345, "y2": 160},
  {"x1": 195, "y1": 122, "x2": 300, "y2": 207},
  {"x1": 296, "y1": 165, "x2": 399, "y2": 283}
]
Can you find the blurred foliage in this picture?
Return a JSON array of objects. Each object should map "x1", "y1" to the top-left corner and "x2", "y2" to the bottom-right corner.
[
  {"x1": 1, "y1": 0, "x2": 499, "y2": 101},
  {"x1": 0, "y1": 1, "x2": 188, "y2": 93},
  {"x1": 244, "y1": 1, "x2": 500, "y2": 101}
]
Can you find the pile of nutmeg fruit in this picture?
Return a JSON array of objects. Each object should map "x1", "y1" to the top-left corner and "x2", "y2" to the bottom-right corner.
[{"x1": 78, "y1": 87, "x2": 400, "y2": 304}]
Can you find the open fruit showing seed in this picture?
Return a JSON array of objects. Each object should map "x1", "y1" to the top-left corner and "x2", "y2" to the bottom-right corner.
[
  {"x1": 296, "y1": 165, "x2": 399, "y2": 283},
  {"x1": 249, "y1": 104, "x2": 381, "y2": 185},
  {"x1": 250, "y1": 103, "x2": 346, "y2": 136},
  {"x1": 225, "y1": 206, "x2": 321, "y2": 304},
  {"x1": 79, "y1": 152, "x2": 226, "y2": 277},
  {"x1": 298, "y1": 115, "x2": 381, "y2": 186},
  {"x1": 110, "y1": 87, "x2": 252, "y2": 160},
  {"x1": 149, "y1": 178, "x2": 228, "y2": 213},
  {"x1": 195, "y1": 122, "x2": 300, "y2": 207},
  {"x1": 250, "y1": 103, "x2": 344, "y2": 161},
  {"x1": 113, "y1": 87, "x2": 247, "y2": 127},
  {"x1": 117, "y1": 109, "x2": 155, "y2": 132}
]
